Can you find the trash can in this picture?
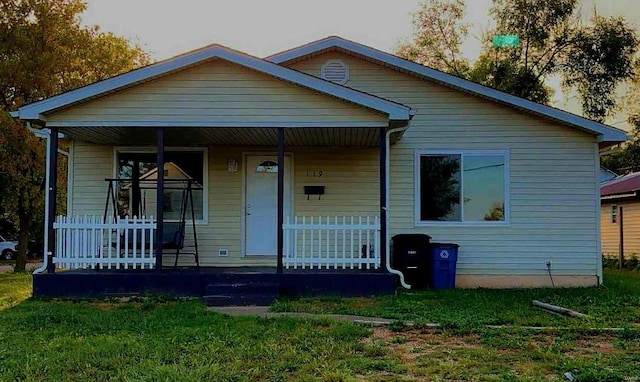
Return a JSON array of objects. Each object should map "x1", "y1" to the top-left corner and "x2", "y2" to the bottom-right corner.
[
  {"x1": 429, "y1": 243, "x2": 459, "y2": 289},
  {"x1": 391, "y1": 234, "x2": 431, "y2": 289}
]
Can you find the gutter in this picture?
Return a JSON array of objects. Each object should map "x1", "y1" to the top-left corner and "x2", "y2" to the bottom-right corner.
[{"x1": 385, "y1": 124, "x2": 412, "y2": 289}]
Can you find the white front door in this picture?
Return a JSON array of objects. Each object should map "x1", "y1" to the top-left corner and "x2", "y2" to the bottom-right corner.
[{"x1": 245, "y1": 155, "x2": 291, "y2": 256}]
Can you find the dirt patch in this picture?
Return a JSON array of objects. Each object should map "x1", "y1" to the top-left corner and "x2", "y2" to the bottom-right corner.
[
  {"x1": 91, "y1": 301, "x2": 143, "y2": 311},
  {"x1": 350, "y1": 298, "x2": 375, "y2": 310},
  {"x1": 91, "y1": 302, "x2": 121, "y2": 311},
  {"x1": 363, "y1": 327, "x2": 483, "y2": 361},
  {"x1": 564, "y1": 335, "x2": 619, "y2": 357}
]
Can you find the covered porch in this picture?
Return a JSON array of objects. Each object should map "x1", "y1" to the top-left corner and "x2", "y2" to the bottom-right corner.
[
  {"x1": 38, "y1": 125, "x2": 401, "y2": 300},
  {"x1": 46, "y1": 125, "x2": 398, "y2": 275}
]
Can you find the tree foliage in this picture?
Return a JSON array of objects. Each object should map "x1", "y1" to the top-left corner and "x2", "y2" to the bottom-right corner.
[
  {"x1": 563, "y1": 16, "x2": 639, "y2": 121},
  {"x1": 0, "y1": 0, "x2": 150, "y2": 271},
  {"x1": 483, "y1": 202, "x2": 505, "y2": 221},
  {"x1": 396, "y1": 0, "x2": 471, "y2": 77},
  {"x1": 601, "y1": 115, "x2": 640, "y2": 175},
  {"x1": 397, "y1": 0, "x2": 639, "y2": 122}
]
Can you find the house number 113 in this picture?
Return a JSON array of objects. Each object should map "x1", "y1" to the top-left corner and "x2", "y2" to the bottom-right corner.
[{"x1": 306, "y1": 170, "x2": 323, "y2": 177}]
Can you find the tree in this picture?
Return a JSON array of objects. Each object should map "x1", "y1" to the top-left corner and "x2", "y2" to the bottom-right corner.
[
  {"x1": 396, "y1": 0, "x2": 471, "y2": 77},
  {"x1": 601, "y1": 115, "x2": 640, "y2": 175},
  {"x1": 0, "y1": 113, "x2": 45, "y2": 270},
  {"x1": 0, "y1": 0, "x2": 150, "y2": 271},
  {"x1": 563, "y1": 16, "x2": 638, "y2": 122},
  {"x1": 483, "y1": 202, "x2": 505, "y2": 221},
  {"x1": 397, "y1": 0, "x2": 639, "y2": 122},
  {"x1": 469, "y1": 53, "x2": 551, "y2": 104}
]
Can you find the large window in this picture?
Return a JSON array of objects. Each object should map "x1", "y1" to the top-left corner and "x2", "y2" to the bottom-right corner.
[
  {"x1": 116, "y1": 149, "x2": 207, "y2": 223},
  {"x1": 415, "y1": 150, "x2": 508, "y2": 225}
]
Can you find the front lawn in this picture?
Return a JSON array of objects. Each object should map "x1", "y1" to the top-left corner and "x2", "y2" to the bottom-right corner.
[
  {"x1": 0, "y1": 272, "x2": 31, "y2": 310},
  {"x1": 0, "y1": 270, "x2": 638, "y2": 381},
  {"x1": 272, "y1": 269, "x2": 640, "y2": 330}
]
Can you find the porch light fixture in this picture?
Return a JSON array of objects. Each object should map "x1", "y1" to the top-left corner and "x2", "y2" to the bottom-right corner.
[{"x1": 227, "y1": 158, "x2": 238, "y2": 173}]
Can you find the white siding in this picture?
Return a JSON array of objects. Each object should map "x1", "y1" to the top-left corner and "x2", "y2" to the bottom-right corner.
[
  {"x1": 69, "y1": 142, "x2": 379, "y2": 267},
  {"x1": 70, "y1": 141, "x2": 112, "y2": 216},
  {"x1": 46, "y1": 59, "x2": 386, "y2": 126},
  {"x1": 289, "y1": 52, "x2": 599, "y2": 278}
]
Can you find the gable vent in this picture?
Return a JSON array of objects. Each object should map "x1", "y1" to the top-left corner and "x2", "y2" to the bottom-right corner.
[{"x1": 321, "y1": 60, "x2": 349, "y2": 84}]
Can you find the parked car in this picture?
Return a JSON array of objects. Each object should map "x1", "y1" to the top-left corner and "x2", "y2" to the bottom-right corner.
[{"x1": 0, "y1": 234, "x2": 17, "y2": 260}]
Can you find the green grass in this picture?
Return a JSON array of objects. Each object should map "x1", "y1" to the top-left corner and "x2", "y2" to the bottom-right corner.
[
  {"x1": 0, "y1": 272, "x2": 30, "y2": 310},
  {"x1": 272, "y1": 269, "x2": 640, "y2": 330},
  {"x1": 0, "y1": 271, "x2": 639, "y2": 381}
]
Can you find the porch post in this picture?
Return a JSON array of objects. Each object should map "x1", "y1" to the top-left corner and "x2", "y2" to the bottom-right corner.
[
  {"x1": 379, "y1": 126, "x2": 387, "y2": 271},
  {"x1": 277, "y1": 127, "x2": 285, "y2": 274},
  {"x1": 46, "y1": 126, "x2": 59, "y2": 273},
  {"x1": 131, "y1": 160, "x2": 140, "y2": 217},
  {"x1": 155, "y1": 127, "x2": 164, "y2": 271}
]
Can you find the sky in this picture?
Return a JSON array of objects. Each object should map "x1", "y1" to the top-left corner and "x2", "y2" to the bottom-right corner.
[{"x1": 81, "y1": 0, "x2": 640, "y2": 128}]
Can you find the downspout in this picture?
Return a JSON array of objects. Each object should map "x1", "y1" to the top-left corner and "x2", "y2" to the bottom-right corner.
[
  {"x1": 595, "y1": 143, "x2": 603, "y2": 285},
  {"x1": 30, "y1": 127, "x2": 69, "y2": 274},
  {"x1": 385, "y1": 124, "x2": 412, "y2": 289}
]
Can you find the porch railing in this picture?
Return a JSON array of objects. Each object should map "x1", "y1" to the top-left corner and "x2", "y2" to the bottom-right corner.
[
  {"x1": 54, "y1": 215, "x2": 156, "y2": 270},
  {"x1": 283, "y1": 216, "x2": 380, "y2": 270}
]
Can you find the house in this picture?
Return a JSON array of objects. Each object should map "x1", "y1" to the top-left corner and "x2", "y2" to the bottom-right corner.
[
  {"x1": 12, "y1": 36, "x2": 627, "y2": 299},
  {"x1": 601, "y1": 172, "x2": 640, "y2": 259}
]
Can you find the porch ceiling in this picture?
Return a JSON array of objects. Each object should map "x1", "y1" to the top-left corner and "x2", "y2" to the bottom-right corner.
[{"x1": 61, "y1": 126, "x2": 384, "y2": 147}]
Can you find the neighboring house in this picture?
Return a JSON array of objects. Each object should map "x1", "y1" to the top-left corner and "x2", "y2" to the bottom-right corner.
[
  {"x1": 12, "y1": 36, "x2": 627, "y2": 298},
  {"x1": 601, "y1": 172, "x2": 640, "y2": 258}
]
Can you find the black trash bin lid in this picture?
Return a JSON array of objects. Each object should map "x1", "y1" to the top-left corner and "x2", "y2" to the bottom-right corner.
[{"x1": 430, "y1": 243, "x2": 459, "y2": 248}]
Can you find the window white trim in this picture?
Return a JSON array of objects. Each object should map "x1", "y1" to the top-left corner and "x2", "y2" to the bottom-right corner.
[
  {"x1": 113, "y1": 146, "x2": 209, "y2": 225},
  {"x1": 414, "y1": 149, "x2": 510, "y2": 227},
  {"x1": 611, "y1": 204, "x2": 618, "y2": 224}
]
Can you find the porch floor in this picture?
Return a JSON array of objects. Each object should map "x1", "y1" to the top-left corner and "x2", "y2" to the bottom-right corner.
[{"x1": 32, "y1": 267, "x2": 398, "y2": 298}]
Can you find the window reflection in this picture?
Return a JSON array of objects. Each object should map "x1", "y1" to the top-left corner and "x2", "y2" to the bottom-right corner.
[
  {"x1": 419, "y1": 153, "x2": 506, "y2": 223},
  {"x1": 117, "y1": 151, "x2": 205, "y2": 221},
  {"x1": 420, "y1": 155, "x2": 461, "y2": 221},
  {"x1": 256, "y1": 160, "x2": 278, "y2": 173},
  {"x1": 463, "y1": 155, "x2": 505, "y2": 221}
]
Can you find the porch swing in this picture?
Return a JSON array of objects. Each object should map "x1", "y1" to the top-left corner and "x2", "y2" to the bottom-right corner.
[{"x1": 103, "y1": 176, "x2": 201, "y2": 268}]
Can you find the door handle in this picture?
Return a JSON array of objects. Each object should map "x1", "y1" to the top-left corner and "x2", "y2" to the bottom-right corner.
[{"x1": 246, "y1": 204, "x2": 251, "y2": 215}]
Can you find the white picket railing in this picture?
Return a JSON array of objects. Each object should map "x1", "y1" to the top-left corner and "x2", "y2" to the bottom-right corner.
[
  {"x1": 54, "y1": 215, "x2": 156, "y2": 270},
  {"x1": 283, "y1": 216, "x2": 380, "y2": 270}
]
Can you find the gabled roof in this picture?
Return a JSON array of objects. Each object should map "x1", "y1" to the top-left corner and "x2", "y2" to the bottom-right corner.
[
  {"x1": 267, "y1": 36, "x2": 628, "y2": 144},
  {"x1": 601, "y1": 172, "x2": 640, "y2": 197},
  {"x1": 12, "y1": 43, "x2": 411, "y2": 122}
]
